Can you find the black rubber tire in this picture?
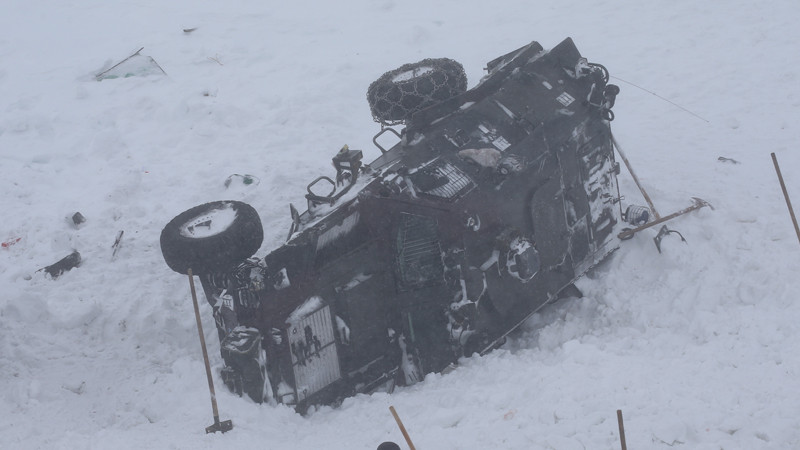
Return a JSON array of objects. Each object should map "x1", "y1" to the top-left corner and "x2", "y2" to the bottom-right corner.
[
  {"x1": 367, "y1": 58, "x2": 467, "y2": 124},
  {"x1": 160, "y1": 200, "x2": 263, "y2": 275}
]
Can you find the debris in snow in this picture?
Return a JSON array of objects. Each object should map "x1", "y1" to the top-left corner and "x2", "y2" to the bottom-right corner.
[
  {"x1": 62, "y1": 381, "x2": 86, "y2": 395},
  {"x1": 1, "y1": 237, "x2": 21, "y2": 249},
  {"x1": 224, "y1": 174, "x2": 259, "y2": 188},
  {"x1": 183, "y1": 27, "x2": 198, "y2": 34},
  {"x1": 95, "y1": 47, "x2": 166, "y2": 81},
  {"x1": 653, "y1": 225, "x2": 687, "y2": 253},
  {"x1": 41, "y1": 250, "x2": 82, "y2": 279},
  {"x1": 718, "y1": 156, "x2": 740, "y2": 164},
  {"x1": 70, "y1": 212, "x2": 86, "y2": 228},
  {"x1": 111, "y1": 230, "x2": 124, "y2": 260}
]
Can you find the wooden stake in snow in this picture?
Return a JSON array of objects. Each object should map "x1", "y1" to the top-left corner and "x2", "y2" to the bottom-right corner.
[
  {"x1": 389, "y1": 406, "x2": 416, "y2": 450},
  {"x1": 111, "y1": 230, "x2": 124, "y2": 260},
  {"x1": 771, "y1": 152, "x2": 800, "y2": 246},
  {"x1": 617, "y1": 409, "x2": 628, "y2": 450}
]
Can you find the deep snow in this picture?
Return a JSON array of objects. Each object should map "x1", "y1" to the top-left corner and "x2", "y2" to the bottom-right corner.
[{"x1": 2, "y1": 0, "x2": 800, "y2": 449}]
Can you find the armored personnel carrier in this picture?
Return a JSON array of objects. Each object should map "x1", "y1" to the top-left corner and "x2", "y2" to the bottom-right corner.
[{"x1": 161, "y1": 37, "x2": 624, "y2": 411}]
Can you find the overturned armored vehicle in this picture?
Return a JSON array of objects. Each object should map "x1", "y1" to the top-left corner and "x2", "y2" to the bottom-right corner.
[{"x1": 161, "y1": 37, "x2": 625, "y2": 411}]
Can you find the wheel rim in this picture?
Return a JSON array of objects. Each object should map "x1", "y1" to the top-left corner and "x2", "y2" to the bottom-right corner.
[{"x1": 179, "y1": 202, "x2": 238, "y2": 239}]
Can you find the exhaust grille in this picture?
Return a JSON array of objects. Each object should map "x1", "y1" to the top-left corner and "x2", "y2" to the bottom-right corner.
[
  {"x1": 410, "y1": 160, "x2": 475, "y2": 200},
  {"x1": 396, "y1": 213, "x2": 443, "y2": 291}
]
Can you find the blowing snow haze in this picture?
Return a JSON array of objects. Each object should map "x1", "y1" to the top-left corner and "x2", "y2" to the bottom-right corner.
[{"x1": 2, "y1": 1, "x2": 800, "y2": 449}]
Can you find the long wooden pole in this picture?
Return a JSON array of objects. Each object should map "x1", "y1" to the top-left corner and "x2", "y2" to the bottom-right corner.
[
  {"x1": 771, "y1": 152, "x2": 800, "y2": 246},
  {"x1": 613, "y1": 135, "x2": 661, "y2": 220},
  {"x1": 188, "y1": 269, "x2": 232, "y2": 434},
  {"x1": 188, "y1": 269, "x2": 220, "y2": 421},
  {"x1": 389, "y1": 406, "x2": 417, "y2": 450},
  {"x1": 617, "y1": 409, "x2": 628, "y2": 450}
]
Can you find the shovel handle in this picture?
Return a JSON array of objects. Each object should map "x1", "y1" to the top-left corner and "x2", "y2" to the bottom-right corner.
[
  {"x1": 389, "y1": 406, "x2": 416, "y2": 450},
  {"x1": 187, "y1": 269, "x2": 221, "y2": 423}
]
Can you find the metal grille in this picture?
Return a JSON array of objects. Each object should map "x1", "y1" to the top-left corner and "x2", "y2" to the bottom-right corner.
[
  {"x1": 288, "y1": 303, "x2": 341, "y2": 402},
  {"x1": 415, "y1": 160, "x2": 475, "y2": 200},
  {"x1": 396, "y1": 213, "x2": 443, "y2": 291}
]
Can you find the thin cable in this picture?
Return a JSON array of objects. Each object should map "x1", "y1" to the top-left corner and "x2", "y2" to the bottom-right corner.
[{"x1": 611, "y1": 75, "x2": 710, "y2": 123}]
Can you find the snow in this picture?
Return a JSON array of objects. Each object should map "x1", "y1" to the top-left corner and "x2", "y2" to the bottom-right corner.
[
  {"x1": 287, "y1": 296, "x2": 326, "y2": 325},
  {"x1": 393, "y1": 66, "x2": 435, "y2": 83},
  {"x1": 2, "y1": 0, "x2": 800, "y2": 448},
  {"x1": 178, "y1": 202, "x2": 238, "y2": 238}
]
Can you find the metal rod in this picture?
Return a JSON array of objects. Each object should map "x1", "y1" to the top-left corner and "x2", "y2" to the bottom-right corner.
[
  {"x1": 389, "y1": 406, "x2": 417, "y2": 450},
  {"x1": 617, "y1": 409, "x2": 628, "y2": 450},
  {"x1": 187, "y1": 269, "x2": 221, "y2": 424},
  {"x1": 612, "y1": 135, "x2": 661, "y2": 220},
  {"x1": 95, "y1": 47, "x2": 144, "y2": 80},
  {"x1": 617, "y1": 197, "x2": 711, "y2": 240},
  {"x1": 771, "y1": 152, "x2": 800, "y2": 246}
]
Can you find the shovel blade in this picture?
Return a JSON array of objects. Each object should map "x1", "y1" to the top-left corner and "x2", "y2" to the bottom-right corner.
[{"x1": 206, "y1": 419, "x2": 233, "y2": 434}]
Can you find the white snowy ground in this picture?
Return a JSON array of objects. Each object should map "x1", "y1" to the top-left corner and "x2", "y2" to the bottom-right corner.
[{"x1": 2, "y1": 0, "x2": 800, "y2": 448}]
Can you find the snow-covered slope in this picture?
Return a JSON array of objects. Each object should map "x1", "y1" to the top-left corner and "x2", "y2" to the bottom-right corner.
[{"x1": 2, "y1": 1, "x2": 799, "y2": 448}]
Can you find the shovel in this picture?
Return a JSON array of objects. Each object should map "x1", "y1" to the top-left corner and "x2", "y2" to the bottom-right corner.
[{"x1": 187, "y1": 269, "x2": 234, "y2": 434}]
